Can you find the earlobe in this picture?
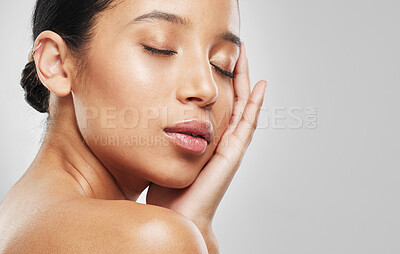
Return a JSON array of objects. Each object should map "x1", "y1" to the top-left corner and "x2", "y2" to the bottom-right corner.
[{"x1": 33, "y1": 31, "x2": 73, "y2": 97}]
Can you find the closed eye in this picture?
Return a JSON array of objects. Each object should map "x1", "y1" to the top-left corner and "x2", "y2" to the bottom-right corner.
[
  {"x1": 143, "y1": 45, "x2": 177, "y2": 56},
  {"x1": 143, "y1": 45, "x2": 235, "y2": 79},
  {"x1": 211, "y1": 63, "x2": 235, "y2": 79}
]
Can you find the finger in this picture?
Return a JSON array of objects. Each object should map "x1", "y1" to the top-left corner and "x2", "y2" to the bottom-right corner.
[
  {"x1": 234, "y1": 42, "x2": 251, "y2": 98},
  {"x1": 213, "y1": 80, "x2": 267, "y2": 168},
  {"x1": 231, "y1": 80, "x2": 267, "y2": 148},
  {"x1": 225, "y1": 42, "x2": 251, "y2": 134},
  {"x1": 188, "y1": 81, "x2": 267, "y2": 216}
]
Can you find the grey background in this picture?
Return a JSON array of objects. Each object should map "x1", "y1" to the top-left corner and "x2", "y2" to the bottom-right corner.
[{"x1": 1, "y1": 0, "x2": 399, "y2": 253}]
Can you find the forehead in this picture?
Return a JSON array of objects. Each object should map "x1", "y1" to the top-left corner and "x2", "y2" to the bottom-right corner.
[{"x1": 100, "y1": 0, "x2": 240, "y2": 34}]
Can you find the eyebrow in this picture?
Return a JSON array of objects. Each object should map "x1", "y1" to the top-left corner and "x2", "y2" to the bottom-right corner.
[
  {"x1": 132, "y1": 10, "x2": 190, "y2": 26},
  {"x1": 220, "y1": 31, "x2": 241, "y2": 48},
  {"x1": 129, "y1": 10, "x2": 241, "y2": 48}
]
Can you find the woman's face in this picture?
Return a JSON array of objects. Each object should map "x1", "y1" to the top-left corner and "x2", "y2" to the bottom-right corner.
[{"x1": 72, "y1": 0, "x2": 240, "y2": 189}]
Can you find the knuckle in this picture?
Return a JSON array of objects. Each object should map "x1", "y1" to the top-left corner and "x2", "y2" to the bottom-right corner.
[
  {"x1": 247, "y1": 97, "x2": 261, "y2": 108},
  {"x1": 241, "y1": 113, "x2": 257, "y2": 130},
  {"x1": 237, "y1": 97, "x2": 248, "y2": 104},
  {"x1": 232, "y1": 111, "x2": 242, "y2": 117}
]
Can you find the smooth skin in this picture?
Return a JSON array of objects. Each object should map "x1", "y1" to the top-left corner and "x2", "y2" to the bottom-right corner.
[{"x1": 0, "y1": 0, "x2": 267, "y2": 253}]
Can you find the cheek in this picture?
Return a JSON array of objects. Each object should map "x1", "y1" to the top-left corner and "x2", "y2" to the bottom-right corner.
[
  {"x1": 87, "y1": 53, "x2": 161, "y2": 106},
  {"x1": 71, "y1": 50, "x2": 166, "y2": 161},
  {"x1": 72, "y1": 47, "x2": 170, "y2": 128}
]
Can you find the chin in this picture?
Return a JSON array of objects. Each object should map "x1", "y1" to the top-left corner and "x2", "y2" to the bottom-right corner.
[
  {"x1": 140, "y1": 140, "x2": 214, "y2": 189},
  {"x1": 148, "y1": 161, "x2": 204, "y2": 189}
]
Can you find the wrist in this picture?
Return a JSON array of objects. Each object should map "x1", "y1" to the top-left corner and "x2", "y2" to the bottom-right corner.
[{"x1": 196, "y1": 224, "x2": 219, "y2": 254}]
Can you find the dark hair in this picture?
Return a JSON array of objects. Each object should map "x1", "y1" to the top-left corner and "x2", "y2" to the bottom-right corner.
[{"x1": 20, "y1": 0, "x2": 117, "y2": 113}]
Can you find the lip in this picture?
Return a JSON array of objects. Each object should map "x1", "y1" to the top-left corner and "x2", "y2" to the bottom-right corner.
[{"x1": 163, "y1": 119, "x2": 214, "y2": 154}]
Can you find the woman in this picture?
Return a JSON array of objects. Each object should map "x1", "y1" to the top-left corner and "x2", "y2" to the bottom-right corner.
[{"x1": 0, "y1": 0, "x2": 267, "y2": 253}]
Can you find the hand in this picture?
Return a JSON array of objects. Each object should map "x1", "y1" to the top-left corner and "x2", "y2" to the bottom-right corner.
[{"x1": 146, "y1": 42, "x2": 267, "y2": 230}]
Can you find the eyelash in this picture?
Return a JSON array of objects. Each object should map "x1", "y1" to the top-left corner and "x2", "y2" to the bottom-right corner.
[
  {"x1": 143, "y1": 45, "x2": 176, "y2": 56},
  {"x1": 143, "y1": 45, "x2": 235, "y2": 79},
  {"x1": 210, "y1": 63, "x2": 235, "y2": 79}
]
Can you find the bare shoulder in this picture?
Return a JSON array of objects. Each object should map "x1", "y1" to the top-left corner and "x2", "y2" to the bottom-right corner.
[{"x1": 3, "y1": 198, "x2": 208, "y2": 254}]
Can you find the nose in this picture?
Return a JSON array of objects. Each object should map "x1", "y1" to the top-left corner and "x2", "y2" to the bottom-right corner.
[{"x1": 176, "y1": 56, "x2": 218, "y2": 109}]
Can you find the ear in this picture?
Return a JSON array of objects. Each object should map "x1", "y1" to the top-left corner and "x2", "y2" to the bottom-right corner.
[{"x1": 32, "y1": 30, "x2": 75, "y2": 97}]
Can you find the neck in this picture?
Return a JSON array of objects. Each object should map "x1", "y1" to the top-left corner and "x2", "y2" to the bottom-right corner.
[{"x1": 30, "y1": 94, "x2": 150, "y2": 201}]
